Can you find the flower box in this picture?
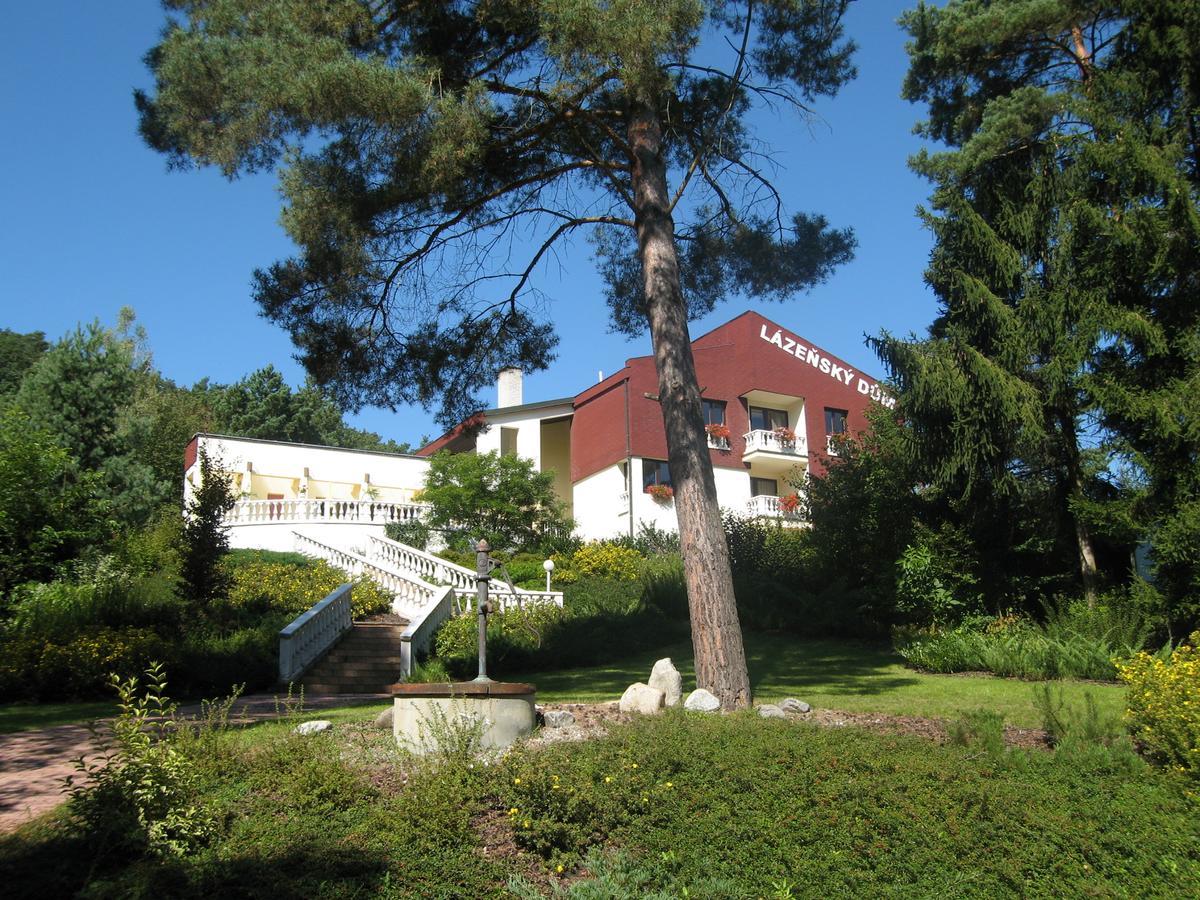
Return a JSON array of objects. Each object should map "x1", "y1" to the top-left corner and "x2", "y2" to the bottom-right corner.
[{"x1": 646, "y1": 483, "x2": 674, "y2": 502}]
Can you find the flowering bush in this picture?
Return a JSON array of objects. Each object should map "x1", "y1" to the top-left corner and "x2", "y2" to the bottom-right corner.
[
  {"x1": 224, "y1": 559, "x2": 391, "y2": 621},
  {"x1": 705, "y1": 423, "x2": 731, "y2": 441},
  {"x1": 646, "y1": 484, "x2": 674, "y2": 502},
  {"x1": 571, "y1": 542, "x2": 642, "y2": 582},
  {"x1": 1117, "y1": 633, "x2": 1200, "y2": 776},
  {"x1": 0, "y1": 627, "x2": 168, "y2": 701}
]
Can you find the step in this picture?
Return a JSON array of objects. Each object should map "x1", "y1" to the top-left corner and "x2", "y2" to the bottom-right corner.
[
  {"x1": 301, "y1": 682, "x2": 395, "y2": 694},
  {"x1": 305, "y1": 666, "x2": 401, "y2": 680}
]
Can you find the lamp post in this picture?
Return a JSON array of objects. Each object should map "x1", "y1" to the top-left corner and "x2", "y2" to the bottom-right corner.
[
  {"x1": 543, "y1": 558, "x2": 555, "y2": 592},
  {"x1": 474, "y1": 539, "x2": 494, "y2": 683}
]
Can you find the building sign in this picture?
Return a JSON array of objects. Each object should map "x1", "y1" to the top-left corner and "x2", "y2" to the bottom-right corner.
[{"x1": 759, "y1": 325, "x2": 896, "y2": 409}]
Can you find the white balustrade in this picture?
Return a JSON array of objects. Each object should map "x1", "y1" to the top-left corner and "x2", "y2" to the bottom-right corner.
[
  {"x1": 227, "y1": 498, "x2": 429, "y2": 526},
  {"x1": 742, "y1": 429, "x2": 808, "y2": 456},
  {"x1": 278, "y1": 582, "x2": 353, "y2": 683},
  {"x1": 745, "y1": 494, "x2": 806, "y2": 521},
  {"x1": 366, "y1": 535, "x2": 564, "y2": 610},
  {"x1": 292, "y1": 531, "x2": 442, "y2": 618}
]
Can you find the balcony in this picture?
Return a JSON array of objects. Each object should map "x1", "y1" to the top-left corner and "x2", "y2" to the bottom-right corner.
[
  {"x1": 745, "y1": 494, "x2": 806, "y2": 525},
  {"x1": 707, "y1": 434, "x2": 730, "y2": 451},
  {"x1": 742, "y1": 429, "x2": 808, "y2": 475}
]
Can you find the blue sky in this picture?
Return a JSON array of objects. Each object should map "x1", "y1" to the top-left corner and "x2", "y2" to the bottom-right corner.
[{"x1": 0, "y1": 1, "x2": 937, "y2": 445}]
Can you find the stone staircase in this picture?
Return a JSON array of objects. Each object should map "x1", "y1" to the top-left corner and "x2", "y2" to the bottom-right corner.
[{"x1": 300, "y1": 622, "x2": 409, "y2": 694}]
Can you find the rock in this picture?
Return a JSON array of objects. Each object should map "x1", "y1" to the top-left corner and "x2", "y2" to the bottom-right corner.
[
  {"x1": 619, "y1": 683, "x2": 665, "y2": 715},
  {"x1": 683, "y1": 688, "x2": 721, "y2": 712},
  {"x1": 780, "y1": 697, "x2": 811, "y2": 715},
  {"x1": 543, "y1": 710, "x2": 576, "y2": 729},
  {"x1": 757, "y1": 704, "x2": 786, "y2": 719},
  {"x1": 374, "y1": 707, "x2": 394, "y2": 729},
  {"x1": 294, "y1": 719, "x2": 333, "y2": 735},
  {"x1": 647, "y1": 658, "x2": 683, "y2": 707}
]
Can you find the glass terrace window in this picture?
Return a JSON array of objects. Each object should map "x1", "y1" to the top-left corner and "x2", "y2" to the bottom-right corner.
[
  {"x1": 750, "y1": 477, "x2": 778, "y2": 497},
  {"x1": 642, "y1": 459, "x2": 672, "y2": 489},
  {"x1": 824, "y1": 408, "x2": 848, "y2": 434},
  {"x1": 749, "y1": 406, "x2": 788, "y2": 431}
]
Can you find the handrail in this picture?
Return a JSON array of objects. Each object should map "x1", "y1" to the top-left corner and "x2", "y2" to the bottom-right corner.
[
  {"x1": 398, "y1": 585, "x2": 458, "y2": 678},
  {"x1": 292, "y1": 531, "x2": 442, "y2": 618},
  {"x1": 278, "y1": 582, "x2": 353, "y2": 683},
  {"x1": 366, "y1": 535, "x2": 564, "y2": 609}
]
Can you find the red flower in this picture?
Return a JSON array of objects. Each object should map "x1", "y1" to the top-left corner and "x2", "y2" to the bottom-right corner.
[{"x1": 646, "y1": 483, "x2": 674, "y2": 502}]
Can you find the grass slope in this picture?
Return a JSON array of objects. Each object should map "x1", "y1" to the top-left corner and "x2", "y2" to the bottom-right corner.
[{"x1": 0, "y1": 701, "x2": 117, "y2": 734}]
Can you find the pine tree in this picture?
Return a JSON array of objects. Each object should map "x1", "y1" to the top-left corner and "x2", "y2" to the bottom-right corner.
[
  {"x1": 136, "y1": 1, "x2": 860, "y2": 707},
  {"x1": 876, "y1": 1, "x2": 1199, "y2": 615}
]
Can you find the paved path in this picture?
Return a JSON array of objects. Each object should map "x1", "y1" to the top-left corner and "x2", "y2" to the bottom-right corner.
[{"x1": 0, "y1": 693, "x2": 388, "y2": 834}]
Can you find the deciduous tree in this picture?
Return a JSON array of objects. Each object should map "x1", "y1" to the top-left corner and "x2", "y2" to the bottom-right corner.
[{"x1": 137, "y1": 0, "x2": 859, "y2": 706}]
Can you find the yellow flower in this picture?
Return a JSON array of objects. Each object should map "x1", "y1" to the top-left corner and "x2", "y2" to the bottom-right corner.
[
  {"x1": 556, "y1": 864, "x2": 564, "y2": 874},
  {"x1": 508, "y1": 807, "x2": 518, "y2": 816},
  {"x1": 665, "y1": 781, "x2": 674, "y2": 788},
  {"x1": 604, "y1": 776, "x2": 612, "y2": 783},
  {"x1": 513, "y1": 777, "x2": 521, "y2": 785}
]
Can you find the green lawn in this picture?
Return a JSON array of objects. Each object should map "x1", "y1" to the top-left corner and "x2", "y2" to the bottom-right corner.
[
  {"x1": 524, "y1": 631, "x2": 1126, "y2": 729},
  {"x1": 0, "y1": 701, "x2": 117, "y2": 734}
]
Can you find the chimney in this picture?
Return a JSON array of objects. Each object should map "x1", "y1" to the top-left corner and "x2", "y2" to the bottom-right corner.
[{"x1": 497, "y1": 367, "x2": 523, "y2": 408}]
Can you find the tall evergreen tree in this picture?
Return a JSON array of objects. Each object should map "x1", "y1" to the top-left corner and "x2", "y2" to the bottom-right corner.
[
  {"x1": 136, "y1": 0, "x2": 860, "y2": 706},
  {"x1": 875, "y1": 1, "x2": 1198, "y2": 615}
]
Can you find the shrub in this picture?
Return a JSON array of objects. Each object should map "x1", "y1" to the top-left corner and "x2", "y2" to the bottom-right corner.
[
  {"x1": 0, "y1": 627, "x2": 169, "y2": 701},
  {"x1": 221, "y1": 558, "x2": 391, "y2": 624},
  {"x1": 896, "y1": 615, "x2": 1134, "y2": 681},
  {"x1": 5, "y1": 572, "x2": 185, "y2": 644},
  {"x1": 385, "y1": 518, "x2": 431, "y2": 550},
  {"x1": 63, "y1": 663, "x2": 215, "y2": 857},
  {"x1": 435, "y1": 602, "x2": 569, "y2": 676},
  {"x1": 1117, "y1": 632, "x2": 1200, "y2": 776},
  {"x1": 175, "y1": 622, "x2": 283, "y2": 697},
  {"x1": 571, "y1": 542, "x2": 642, "y2": 582},
  {"x1": 894, "y1": 523, "x2": 980, "y2": 627},
  {"x1": 639, "y1": 558, "x2": 688, "y2": 619},
  {"x1": 563, "y1": 576, "x2": 646, "y2": 618}
]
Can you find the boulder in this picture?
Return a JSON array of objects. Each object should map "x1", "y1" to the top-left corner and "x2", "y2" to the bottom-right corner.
[
  {"x1": 374, "y1": 707, "x2": 395, "y2": 729},
  {"x1": 647, "y1": 658, "x2": 683, "y2": 707},
  {"x1": 757, "y1": 704, "x2": 786, "y2": 719},
  {"x1": 619, "y1": 683, "x2": 665, "y2": 715},
  {"x1": 543, "y1": 710, "x2": 576, "y2": 729},
  {"x1": 683, "y1": 688, "x2": 721, "y2": 713},
  {"x1": 294, "y1": 719, "x2": 333, "y2": 735},
  {"x1": 780, "y1": 697, "x2": 811, "y2": 715}
]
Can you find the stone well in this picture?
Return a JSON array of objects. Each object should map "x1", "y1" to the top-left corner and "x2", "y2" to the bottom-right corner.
[{"x1": 391, "y1": 681, "x2": 536, "y2": 754}]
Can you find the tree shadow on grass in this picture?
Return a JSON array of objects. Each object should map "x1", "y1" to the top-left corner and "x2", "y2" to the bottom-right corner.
[
  {"x1": 743, "y1": 633, "x2": 921, "y2": 697},
  {"x1": 527, "y1": 630, "x2": 921, "y2": 701},
  {"x1": 0, "y1": 821, "x2": 400, "y2": 900}
]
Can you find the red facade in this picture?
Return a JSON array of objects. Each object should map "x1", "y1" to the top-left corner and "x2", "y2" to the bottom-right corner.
[
  {"x1": 570, "y1": 311, "x2": 886, "y2": 482},
  {"x1": 420, "y1": 311, "x2": 888, "y2": 482}
]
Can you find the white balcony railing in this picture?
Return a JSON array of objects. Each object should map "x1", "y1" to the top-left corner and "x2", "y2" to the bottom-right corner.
[
  {"x1": 742, "y1": 429, "x2": 807, "y2": 457},
  {"x1": 745, "y1": 494, "x2": 806, "y2": 521},
  {"x1": 225, "y1": 498, "x2": 429, "y2": 526},
  {"x1": 706, "y1": 433, "x2": 731, "y2": 450}
]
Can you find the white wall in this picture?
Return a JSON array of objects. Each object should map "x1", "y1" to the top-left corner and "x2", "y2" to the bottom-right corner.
[
  {"x1": 475, "y1": 410, "x2": 552, "y2": 468},
  {"x1": 572, "y1": 463, "x2": 632, "y2": 541},
  {"x1": 186, "y1": 435, "x2": 429, "y2": 504},
  {"x1": 576, "y1": 459, "x2": 753, "y2": 540},
  {"x1": 227, "y1": 523, "x2": 388, "y2": 555}
]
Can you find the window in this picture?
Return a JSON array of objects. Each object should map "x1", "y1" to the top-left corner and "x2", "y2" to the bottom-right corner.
[
  {"x1": 749, "y1": 406, "x2": 788, "y2": 431},
  {"x1": 750, "y1": 477, "x2": 778, "y2": 497},
  {"x1": 500, "y1": 426, "x2": 518, "y2": 456},
  {"x1": 642, "y1": 459, "x2": 672, "y2": 489},
  {"x1": 701, "y1": 398, "x2": 726, "y2": 426},
  {"x1": 824, "y1": 408, "x2": 848, "y2": 435}
]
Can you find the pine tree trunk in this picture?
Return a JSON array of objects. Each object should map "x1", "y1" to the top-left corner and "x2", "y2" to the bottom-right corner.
[
  {"x1": 1058, "y1": 412, "x2": 1100, "y2": 606},
  {"x1": 627, "y1": 102, "x2": 751, "y2": 709}
]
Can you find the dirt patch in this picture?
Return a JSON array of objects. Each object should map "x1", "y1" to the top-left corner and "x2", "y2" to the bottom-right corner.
[{"x1": 525, "y1": 701, "x2": 1053, "y2": 752}]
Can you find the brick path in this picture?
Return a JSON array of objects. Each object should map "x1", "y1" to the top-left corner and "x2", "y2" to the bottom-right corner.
[{"x1": 0, "y1": 693, "x2": 388, "y2": 834}]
